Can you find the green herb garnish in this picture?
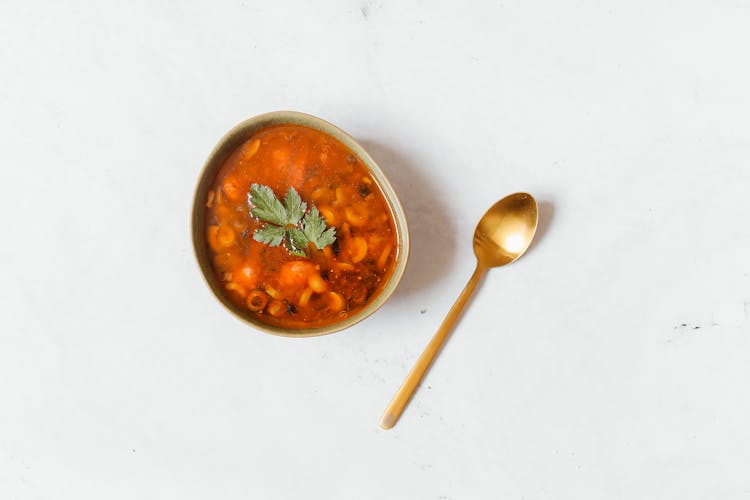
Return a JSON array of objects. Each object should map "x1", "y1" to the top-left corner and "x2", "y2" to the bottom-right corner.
[{"x1": 248, "y1": 184, "x2": 336, "y2": 257}]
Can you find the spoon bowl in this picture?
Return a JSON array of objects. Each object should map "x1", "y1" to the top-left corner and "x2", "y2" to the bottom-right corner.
[
  {"x1": 380, "y1": 192, "x2": 538, "y2": 429},
  {"x1": 474, "y1": 192, "x2": 538, "y2": 268}
]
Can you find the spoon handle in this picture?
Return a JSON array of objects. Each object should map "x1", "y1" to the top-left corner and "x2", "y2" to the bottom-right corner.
[{"x1": 380, "y1": 264, "x2": 487, "y2": 429}]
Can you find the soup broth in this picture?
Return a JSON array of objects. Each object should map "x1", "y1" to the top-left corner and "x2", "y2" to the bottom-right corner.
[{"x1": 205, "y1": 124, "x2": 399, "y2": 329}]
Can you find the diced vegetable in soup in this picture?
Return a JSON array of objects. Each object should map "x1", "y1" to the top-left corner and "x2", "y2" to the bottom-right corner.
[{"x1": 205, "y1": 124, "x2": 398, "y2": 329}]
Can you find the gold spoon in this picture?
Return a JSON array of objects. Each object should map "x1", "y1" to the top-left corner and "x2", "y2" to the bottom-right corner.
[{"x1": 380, "y1": 192, "x2": 539, "y2": 429}]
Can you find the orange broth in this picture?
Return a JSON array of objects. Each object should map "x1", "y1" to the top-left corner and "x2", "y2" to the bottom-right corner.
[{"x1": 205, "y1": 124, "x2": 398, "y2": 329}]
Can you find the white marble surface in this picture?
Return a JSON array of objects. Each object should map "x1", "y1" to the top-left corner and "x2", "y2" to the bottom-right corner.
[{"x1": 2, "y1": 1, "x2": 750, "y2": 498}]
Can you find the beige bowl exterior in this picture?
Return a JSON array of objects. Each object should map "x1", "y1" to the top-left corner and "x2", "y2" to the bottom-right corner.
[{"x1": 191, "y1": 111, "x2": 410, "y2": 337}]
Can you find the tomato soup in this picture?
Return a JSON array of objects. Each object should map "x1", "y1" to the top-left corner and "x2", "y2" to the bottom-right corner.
[{"x1": 204, "y1": 124, "x2": 399, "y2": 329}]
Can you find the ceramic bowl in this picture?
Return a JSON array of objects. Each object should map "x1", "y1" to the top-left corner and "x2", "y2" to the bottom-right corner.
[{"x1": 191, "y1": 111, "x2": 410, "y2": 336}]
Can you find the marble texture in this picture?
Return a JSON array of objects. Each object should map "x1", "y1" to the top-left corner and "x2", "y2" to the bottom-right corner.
[{"x1": 1, "y1": 1, "x2": 749, "y2": 499}]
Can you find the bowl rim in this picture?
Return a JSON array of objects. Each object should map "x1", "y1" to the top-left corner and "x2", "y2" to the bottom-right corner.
[{"x1": 191, "y1": 110, "x2": 410, "y2": 337}]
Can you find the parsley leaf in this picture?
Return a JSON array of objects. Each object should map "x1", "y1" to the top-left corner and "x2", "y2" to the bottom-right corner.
[
  {"x1": 301, "y1": 207, "x2": 337, "y2": 249},
  {"x1": 247, "y1": 184, "x2": 336, "y2": 257},
  {"x1": 283, "y1": 188, "x2": 307, "y2": 226},
  {"x1": 248, "y1": 184, "x2": 290, "y2": 226},
  {"x1": 285, "y1": 238, "x2": 308, "y2": 257},
  {"x1": 287, "y1": 227, "x2": 309, "y2": 251},
  {"x1": 252, "y1": 224, "x2": 286, "y2": 247}
]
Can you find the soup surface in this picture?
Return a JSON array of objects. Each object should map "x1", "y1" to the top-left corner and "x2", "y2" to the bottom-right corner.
[{"x1": 205, "y1": 124, "x2": 398, "y2": 329}]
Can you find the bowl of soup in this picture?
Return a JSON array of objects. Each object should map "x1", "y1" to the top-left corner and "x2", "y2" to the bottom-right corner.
[{"x1": 192, "y1": 111, "x2": 409, "y2": 336}]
